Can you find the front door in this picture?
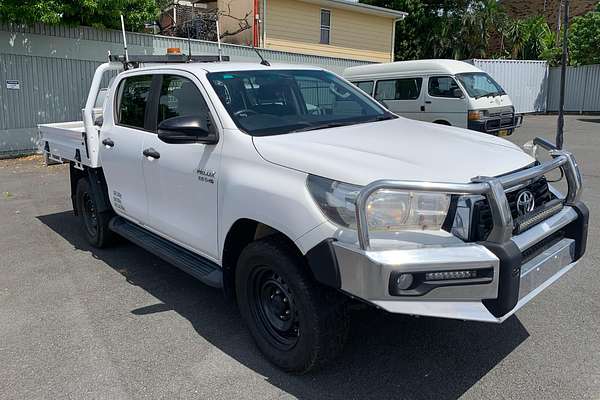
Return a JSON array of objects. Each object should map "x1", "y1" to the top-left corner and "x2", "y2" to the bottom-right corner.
[
  {"x1": 423, "y1": 76, "x2": 468, "y2": 127},
  {"x1": 100, "y1": 74, "x2": 154, "y2": 223},
  {"x1": 141, "y1": 72, "x2": 222, "y2": 260}
]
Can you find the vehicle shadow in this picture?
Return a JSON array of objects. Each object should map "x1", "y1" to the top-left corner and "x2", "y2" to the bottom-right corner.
[
  {"x1": 578, "y1": 118, "x2": 600, "y2": 124},
  {"x1": 38, "y1": 211, "x2": 529, "y2": 400}
]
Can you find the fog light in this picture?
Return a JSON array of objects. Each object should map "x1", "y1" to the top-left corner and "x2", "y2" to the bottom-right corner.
[
  {"x1": 395, "y1": 273, "x2": 414, "y2": 290},
  {"x1": 425, "y1": 270, "x2": 477, "y2": 281}
]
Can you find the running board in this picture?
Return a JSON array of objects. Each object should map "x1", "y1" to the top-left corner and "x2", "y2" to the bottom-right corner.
[{"x1": 109, "y1": 216, "x2": 222, "y2": 288}]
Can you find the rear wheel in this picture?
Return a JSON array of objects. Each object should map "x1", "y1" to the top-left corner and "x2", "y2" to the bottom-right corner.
[
  {"x1": 75, "y1": 178, "x2": 114, "y2": 248},
  {"x1": 236, "y1": 236, "x2": 349, "y2": 373}
]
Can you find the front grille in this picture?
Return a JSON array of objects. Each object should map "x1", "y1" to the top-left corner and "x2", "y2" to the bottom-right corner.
[
  {"x1": 485, "y1": 112, "x2": 516, "y2": 131},
  {"x1": 470, "y1": 177, "x2": 553, "y2": 241}
]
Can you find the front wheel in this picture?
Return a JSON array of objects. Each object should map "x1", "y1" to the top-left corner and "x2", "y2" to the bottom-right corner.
[
  {"x1": 236, "y1": 236, "x2": 349, "y2": 373},
  {"x1": 75, "y1": 178, "x2": 114, "y2": 248}
]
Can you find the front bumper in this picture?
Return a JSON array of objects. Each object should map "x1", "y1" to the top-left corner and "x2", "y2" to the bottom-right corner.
[
  {"x1": 331, "y1": 203, "x2": 587, "y2": 322},
  {"x1": 325, "y1": 139, "x2": 588, "y2": 323},
  {"x1": 468, "y1": 114, "x2": 523, "y2": 135}
]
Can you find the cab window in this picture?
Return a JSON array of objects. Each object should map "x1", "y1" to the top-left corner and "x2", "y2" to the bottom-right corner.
[
  {"x1": 117, "y1": 75, "x2": 153, "y2": 129},
  {"x1": 375, "y1": 78, "x2": 423, "y2": 101},
  {"x1": 428, "y1": 76, "x2": 462, "y2": 98},
  {"x1": 157, "y1": 75, "x2": 211, "y2": 124}
]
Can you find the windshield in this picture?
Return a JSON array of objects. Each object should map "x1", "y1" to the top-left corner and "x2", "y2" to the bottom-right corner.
[
  {"x1": 456, "y1": 72, "x2": 506, "y2": 99},
  {"x1": 206, "y1": 69, "x2": 395, "y2": 136}
]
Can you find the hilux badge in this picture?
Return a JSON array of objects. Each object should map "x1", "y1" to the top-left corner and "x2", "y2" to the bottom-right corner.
[{"x1": 516, "y1": 190, "x2": 535, "y2": 216}]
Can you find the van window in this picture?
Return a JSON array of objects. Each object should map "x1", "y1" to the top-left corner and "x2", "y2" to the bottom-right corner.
[
  {"x1": 157, "y1": 75, "x2": 210, "y2": 125},
  {"x1": 456, "y1": 72, "x2": 505, "y2": 99},
  {"x1": 428, "y1": 76, "x2": 462, "y2": 98},
  {"x1": 374, "y1": 78, "x2": 422, "y2": 101},
  {"x1": 117, "y1": 75, "x2": 153, "y2": 129},
  {"x1": 353, "y1": 81, "x2": 374, "y2": 95}
]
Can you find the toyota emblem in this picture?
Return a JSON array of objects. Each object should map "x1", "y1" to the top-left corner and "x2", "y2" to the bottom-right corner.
[{"x1": 516, "y1": 190, "x2": 535, "y2": 216}]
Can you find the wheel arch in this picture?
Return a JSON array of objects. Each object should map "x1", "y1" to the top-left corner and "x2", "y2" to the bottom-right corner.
[
  {"x1": 221, "y1": 218, "x2": 302, "y2": 299},
  {"x1": 69, "y1": 163, "x2": 112, "y2": 215},
  {"x1": 433, "y1": 119, "x2": 452, "y2": 126}
]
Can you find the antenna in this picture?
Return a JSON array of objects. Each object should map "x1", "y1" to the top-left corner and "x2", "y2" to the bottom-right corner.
[
  {"x1": 187, "y1": 21, "x2": 192, "y2": 62},
  {"x1": 215, "y1": 18, "x2": 223, "y2": 62},
  {"x1": 120, "y1": 14, "x2": 129, "y2": 63},
  {"x1": 252, "y1": 46, "x2": 270, "y2": 66}
]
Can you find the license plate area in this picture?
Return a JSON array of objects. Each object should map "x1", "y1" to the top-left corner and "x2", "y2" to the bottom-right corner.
[{"x1": 519, "y1": 238, "x2": 575, "y2": 300}]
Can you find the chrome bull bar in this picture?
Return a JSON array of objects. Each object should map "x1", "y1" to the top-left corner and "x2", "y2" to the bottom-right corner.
[{"x1": 355, "y1": 137, "x2": 583, "y2": 250}]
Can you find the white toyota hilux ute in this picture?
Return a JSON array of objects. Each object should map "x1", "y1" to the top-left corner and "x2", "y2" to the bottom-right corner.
[{"x1": 39, "y1": 55, "x2": 589, "y2": 373}]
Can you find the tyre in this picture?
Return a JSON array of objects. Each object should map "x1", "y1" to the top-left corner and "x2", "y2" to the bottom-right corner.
[
  {"x1": 235, "y1": 236, "x2": 349, "y2": 373},
  {"x1": 75, "y1": 178, "x2": 114, "y2": 248}
]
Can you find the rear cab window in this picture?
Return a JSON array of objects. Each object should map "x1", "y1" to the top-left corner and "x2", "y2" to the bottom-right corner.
[{"x1": 116, "y1": 75, "x2": 154, "y2": 129}]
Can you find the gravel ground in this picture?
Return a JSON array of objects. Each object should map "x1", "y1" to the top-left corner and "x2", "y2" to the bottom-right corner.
[{"x1": 0, "y1": 115, "x2": 599, "y2": 400}]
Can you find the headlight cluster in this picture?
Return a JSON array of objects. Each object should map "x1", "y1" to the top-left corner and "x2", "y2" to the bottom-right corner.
[{"x1": 307, "y1": 175, "x2": 451, "y2": 232}]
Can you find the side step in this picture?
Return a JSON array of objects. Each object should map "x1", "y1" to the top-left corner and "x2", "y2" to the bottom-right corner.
[{"x1": 109, "y1": 216, "x2": 223, "y2": 288}]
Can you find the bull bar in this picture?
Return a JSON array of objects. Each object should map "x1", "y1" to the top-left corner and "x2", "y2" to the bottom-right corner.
[{"x1": 354, "y1": 137, "x2": 582, "y2": 251}]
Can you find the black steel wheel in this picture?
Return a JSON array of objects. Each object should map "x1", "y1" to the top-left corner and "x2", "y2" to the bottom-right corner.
[
  {"x1": 235, "y1": 236, "x2": 349, "y2": 373},
  {"x1": 250, "y1": 267, "x2": 300, "y2": 350},
  {"x1": 75, "y1": 178, "x2": 114, "y2": 248}
]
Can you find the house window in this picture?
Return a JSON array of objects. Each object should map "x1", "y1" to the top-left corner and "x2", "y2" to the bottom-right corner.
[{"x1": 320, "y1": 9, "x2": 331, "y2": 44}]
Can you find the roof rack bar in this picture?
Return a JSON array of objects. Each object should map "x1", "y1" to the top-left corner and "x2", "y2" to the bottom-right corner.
[{"x1": 108, "y1": 54, "x2": 230, "y2": 64}]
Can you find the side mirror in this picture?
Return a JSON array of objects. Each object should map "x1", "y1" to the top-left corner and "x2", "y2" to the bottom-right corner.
[
  {"x1": 453, "y1": 88, "x2": 464, "y2": 99},
  {"x1": 157, "y1": 115, "x2": 218, "y2": 144}
]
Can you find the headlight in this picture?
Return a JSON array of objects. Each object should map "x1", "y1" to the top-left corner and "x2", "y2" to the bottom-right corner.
[
  {"x1": 306, "y1": 175, "x2": 360, "y2": 228},
  {"x1": 366, "y1": 190, "x2": 450, "y2": 231},
  {"x1": 307, "y1": 175, "x2": 451, "y2": 232}
]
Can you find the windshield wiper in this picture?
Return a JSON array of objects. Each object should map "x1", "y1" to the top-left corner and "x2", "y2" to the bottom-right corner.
[
  {"x1": 289, "y1": 121, "x2": 358, "y2": 133},
  {"x1": 475, "y1": 91, "x2": 506, "y2": 99}
]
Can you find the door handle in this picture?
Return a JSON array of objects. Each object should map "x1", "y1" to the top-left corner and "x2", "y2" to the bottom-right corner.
[
  {"x1": 425, "y1": 101, "x2": 432, "y2": 104},
  {"x1": 143, "y1": 147, "x2": 160, "y2": 159},
  {"x1": 102, "y1": 138, "x2": 114, "y2": 148}
]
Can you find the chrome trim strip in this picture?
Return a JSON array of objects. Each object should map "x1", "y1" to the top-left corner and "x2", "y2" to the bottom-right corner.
[
  {"x1": 355, "y1": 140, "x2": 582, "y2": 250},
  {"x1": 511, "y1": 206, "x2": 578, "y2": 251}
]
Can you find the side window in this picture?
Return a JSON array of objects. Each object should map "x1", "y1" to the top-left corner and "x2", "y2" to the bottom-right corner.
[
  {"x1": 157, "y1": 75, "x2": 210, "y2": 124},
  {"x1": 118, "y1": 75, "x2": 153, "y2": 129},
  {"x1": 354, "y1": 81, "x2": 374, "y2": 95},
  {"x1": 428, "y1": 76, "x2": 462, "y2": 98},
  {"x1": 320, "y1": 9, "x2": 331, "y2": 44},
  {"x1": 374, "y1": 78, "x2": 422, "y2": 101}
]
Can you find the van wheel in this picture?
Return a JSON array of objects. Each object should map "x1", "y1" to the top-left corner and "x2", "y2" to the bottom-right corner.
[
  {"x1": 433, "y1": 120, "x2": 451, "y2": 126},
  {"x1": 75, "y1": 178, "x2": 114, "y2": 248},
  {"x1": 235, "y1": 236, "x2": 349, "y2": 373}
]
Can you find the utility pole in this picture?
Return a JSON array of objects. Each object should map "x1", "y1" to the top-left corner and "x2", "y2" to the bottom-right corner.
[{"x1": 556, "y1": 0, "x2": 569, "y2": 149}]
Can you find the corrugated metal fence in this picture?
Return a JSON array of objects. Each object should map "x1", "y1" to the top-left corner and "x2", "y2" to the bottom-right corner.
[
  {"x1": 0, "y1": 23, "x2": 369, "y2": 156},
  {"x1": 547, "y1": 64, "x2": 600, "y2": 113},
  {"x1": 466, "y1": 59, "x2": 549, "y2": 114}
]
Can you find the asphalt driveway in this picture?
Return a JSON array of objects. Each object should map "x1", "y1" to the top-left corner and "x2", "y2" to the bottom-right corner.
[{"x1": 0, "y1": 115, "x2": 599, "y2": 399}]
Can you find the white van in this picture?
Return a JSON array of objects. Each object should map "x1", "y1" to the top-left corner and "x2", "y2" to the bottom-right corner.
[{"x1": 344, "y1": 59, "x2": 522, "y2": 136}]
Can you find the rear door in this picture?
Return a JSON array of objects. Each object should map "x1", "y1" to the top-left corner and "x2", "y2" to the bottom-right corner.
[
  {"x1": 141, "y1": 72, "x2": 222, "y2": 260},
  {"x1": 424, "y1": 76, "x2": 468, "y2": 127},
  {"x1": 373, "y1": 77, "x2": 425, "y2": 121},
  {"x1": 100, "y1": 74, "x2": 155, "y2": 223}
]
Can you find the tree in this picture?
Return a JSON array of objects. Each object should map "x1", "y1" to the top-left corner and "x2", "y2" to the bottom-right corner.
[
  {"x1": 0, "y1": 0, "x2": 158, "y2": 31},
  {"x1": 569, "y1": 8, "x2": 600, "y2": 66},
  {"x1": 362, "y1": 0, "x2": 507, "y2": 60}
]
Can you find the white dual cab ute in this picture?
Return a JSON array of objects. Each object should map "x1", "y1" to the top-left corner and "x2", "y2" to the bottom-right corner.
[{"x1": 39, "y1": 54, "x2": 589, "y2": 373}]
